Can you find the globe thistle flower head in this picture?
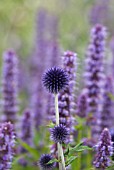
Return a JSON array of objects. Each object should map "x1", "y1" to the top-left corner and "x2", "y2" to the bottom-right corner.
[
  {"x1": 51, "y1": 124, "x2": 69, "y2": 144},
  {"x1": 42, "y1": 67, "x2": 69, "y2": 94},
  {"x1": 39, "y1": 154, "x2": 54, "y2": 170}
]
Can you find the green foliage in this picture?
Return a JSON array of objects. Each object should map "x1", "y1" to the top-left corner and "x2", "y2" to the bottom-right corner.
[{"x1": 18, "y1": 139, "x2": 39, "y2": 159}]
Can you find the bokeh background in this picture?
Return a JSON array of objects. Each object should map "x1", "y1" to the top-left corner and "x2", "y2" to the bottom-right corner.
[{"x1": 1, "y1": 0, "x2": 114, "y2": 170}]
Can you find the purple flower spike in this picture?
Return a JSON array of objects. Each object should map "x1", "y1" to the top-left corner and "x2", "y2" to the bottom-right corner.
[
  {"x1": 20, "y1": 109, "x2": 33, "y2": 146},
  {"x1": 0, "y1": 122, "x2": 16, "y2": 170},
  {"x1": 2, "y1": 49, "x2": 19, "y2": 124},
  {"x1": 93, "y1": 128, "x2": 113, "y2": 169},
  {"x1": 89, "y1": 0, "x2": 110, "y2": 25},
  {"x1": 85, "y1": 25, "x2": 106, "y2": 119},
  {"x1": 101, "y1": 77, "x2": 113, "y2": 130},
  {"x1": 19, "y1": 109, "x2": 33, "y2": 166},
  {"x1": 84, "y1": 24, "x2": 106, "y2": 138},
  {"x1": 58, "y1": 51, "x2": 77, "y2": 143},
  {"x1": 76, "y1": 90, "x2": 88, "y2": 118}
]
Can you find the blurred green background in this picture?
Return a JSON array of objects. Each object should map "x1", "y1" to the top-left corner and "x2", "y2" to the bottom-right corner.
[
  {"x1": 1, "y1": 0, "x2": 114, "y2": 60},
  {"x1": 0, "y1": 0, "x2": 92, "y2": 59}
]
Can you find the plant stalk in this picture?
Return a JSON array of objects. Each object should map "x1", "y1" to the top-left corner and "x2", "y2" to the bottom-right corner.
[{"x1": 55, "y1": 94, "x2": 66, "y2": 170}]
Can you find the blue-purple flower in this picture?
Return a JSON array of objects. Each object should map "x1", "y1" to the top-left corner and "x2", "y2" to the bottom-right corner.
[
  {"x1": 50, "y1": 124, "x2": 68, "y2": 144},
  {"x1": 42, "y1": 67, "x2": 69, "y2": 94},
  {"x1": 39, "y1": 154, "x2": 54, "y2": 170}
]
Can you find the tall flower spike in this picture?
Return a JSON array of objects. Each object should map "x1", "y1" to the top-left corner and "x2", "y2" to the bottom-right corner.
[
  {"x1": 93, "y1": 128, "x2": 113, "y2": 169},
  {"x1": 2, "y1": 50, "x2": 19, "y2": 124},
  {"x1": 29, "y1": 9, "x2": 61, "y2": 129},
  {"x1": 29, "y1": 8, "x2": 48, "y2": 129},
  {"x1": 42, "y1": 67, "x2": 69, "y2": 94},
  {"x1": 58, "y1": 51, "x2": 77, "y2": 142},
  {"x1": 110, "y1": 37, "x2": 114, "y2": 81},
  {"x1": 0, "y1": 122, "x2": 16, "y2": 170},
  {"x1": 19, "y1": 109, "x2": 33, "y2": 166},
  {"x1": 84, "y1": 24, "x2": 106, "y2": 138},
  {"x1": 100, "y1": 77, "x2": 113, "y2": 130}
]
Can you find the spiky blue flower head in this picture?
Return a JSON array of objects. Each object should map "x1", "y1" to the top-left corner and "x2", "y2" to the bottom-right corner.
[
  {"x1": 51, "y1": 124, "x2": 69, "y2": 144},
  {"x1": 42, "y1": 67, "x2": 69, "y2": 94},
  {"x1": 39, "y1": 154, "x2": 54, "y2": 170}
]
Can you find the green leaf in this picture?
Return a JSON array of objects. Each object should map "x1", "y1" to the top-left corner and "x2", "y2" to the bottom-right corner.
[
  {"x1": 18, "y1": 139, "x2": 39, "y2": 159},
  {"x1": 12, "y1": 153, "x2": 27, "y2": 165},
  {"x1": 70, "y1": 142, "x2": 93, "y2": 153},
  {"x1": 108, "y1": 93, "x2": 114, "y2": 101},
  {"x1": 47, "y1": 122, "x2": 55, "y2": 128},
  {"x1": 47, "y1": 158, "x2": 59, "y2": 164},
  {"x1": 64, "y1": 146, "x2": 70, "y2": 156},
  {"x1": 66, "y1": 156, "x2": 78, "y2": 166}
]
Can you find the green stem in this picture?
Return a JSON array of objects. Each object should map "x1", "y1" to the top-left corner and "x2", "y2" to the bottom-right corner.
[
  {"x1": 86, "y1": 126, "x2": 92, "y2": 169},
  {"x1": 55, "y1": 94, "x2": 66, "y2": 170},
  {"x1": 73, "y1": 129, "x2": 82, "y2": 170}
]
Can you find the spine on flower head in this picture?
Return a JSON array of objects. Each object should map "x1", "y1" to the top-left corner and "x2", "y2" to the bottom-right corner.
[
  {"x1": 19, "y1": 109, "x2": 33, "y2": 166},
  {"x1": 0, "y1": 122, "x2": 16, "y2": 170},
  {"x1": 84, "y1": 24, "x2": 106, "y2": 138},
  {"x1": 2, "y1": 50, "x2": 19, "y2": 124},
  {"x1": 93, "y1": 128, "x2": 113, "y2": 169}
]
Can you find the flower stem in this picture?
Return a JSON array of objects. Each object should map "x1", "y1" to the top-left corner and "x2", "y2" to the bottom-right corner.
[
  {"x1": 55, "y1": 94, "x2": 59, "y2": 125},
  {"x1": 55, "y1": 94, "x2": 66, "y2": 170}
]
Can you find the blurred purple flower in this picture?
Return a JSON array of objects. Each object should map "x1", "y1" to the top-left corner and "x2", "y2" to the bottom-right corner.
[
  {"x1": 0, "y1": 122, "x2": 15, "y2": 170},
  {"x1": 58, "y1": 51, "x2": 77, "y2": 143},
  {"x1": 76, "y1": 90, "x2": 88, "y2": 118},
  {"x1": 2, "y1": 50, "x2": 19, "y2": 124},
  {"x1": 29, "y1": 9, "x2": 60, "y2": 129},
  {"x1": 84, "y1": 24, "x2": 107, "y2": 138},
  {"x1": 110, "y1": 37, "x2": 114, "y2": 80},
  {"x1": 101, "y1": 77, "x2": 113, "y2": 130},
  {"x1": 89, "y1": 0, "x2": 110, "y2": 26},
  {"x1": 19, "y1": 109, "x2": 33, "y2": 166},
  {"x1": 93, "y1": 128, "x2": 113, "y2": 169}
]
